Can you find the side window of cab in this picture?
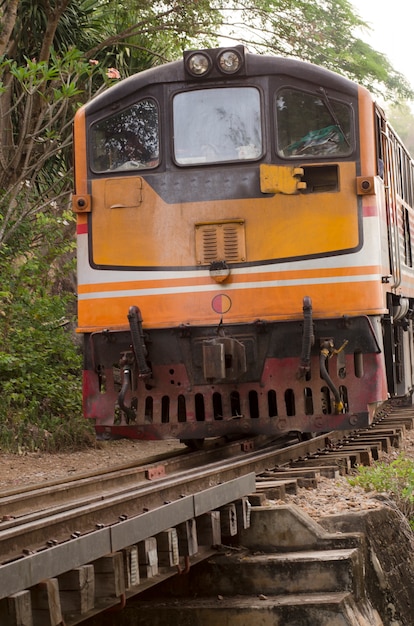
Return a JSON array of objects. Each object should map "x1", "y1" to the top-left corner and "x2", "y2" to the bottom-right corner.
[{"x1": 90, "y1": 99, "x2": 159, "y2": 172}]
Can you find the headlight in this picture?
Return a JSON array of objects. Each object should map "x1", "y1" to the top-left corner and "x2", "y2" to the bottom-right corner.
[
  {"x1": 217, "y1": 49, "x2": 243, "y2": 74},
  {"x1": 183, "y1": 46, "x2": 246, "y2": 79},
  {"x1": 186, "y1": 52, "x2": 212, "y2": 76}
]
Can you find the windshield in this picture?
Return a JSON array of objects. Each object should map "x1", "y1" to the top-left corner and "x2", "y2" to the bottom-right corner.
[
  {"x1": 173, "y1": 87, "x2": 262, "y2": 165},
  {"x1": 276, "y1": 88, "x2": 353, "y2": 158}
]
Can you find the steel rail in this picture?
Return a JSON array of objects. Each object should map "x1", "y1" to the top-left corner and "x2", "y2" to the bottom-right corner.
[
  {"x1": 0, "y1": 432, "x2": 339, "y2": 565},
  {"x1": 2, "y1": 398, "x2": 409, "y2": 566}
]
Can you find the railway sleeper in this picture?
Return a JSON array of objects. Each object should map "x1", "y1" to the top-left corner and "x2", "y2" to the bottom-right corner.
[{"x1": 265, "y1": 466, "x2": 341, "y2": 479}]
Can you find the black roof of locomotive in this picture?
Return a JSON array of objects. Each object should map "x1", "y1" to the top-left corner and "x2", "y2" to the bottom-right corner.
[{"x1": 81, "y1": 47, "x2": 362, "y2": 118}]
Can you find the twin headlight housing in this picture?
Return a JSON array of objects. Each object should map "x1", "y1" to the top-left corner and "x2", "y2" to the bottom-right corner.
[{"x1": 184, "y1": 46, "x2": 246, "y2": 79}]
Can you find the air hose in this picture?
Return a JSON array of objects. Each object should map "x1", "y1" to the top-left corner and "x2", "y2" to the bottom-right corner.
[
  {"x1": 118, "y1": 364, "x2": 136, "y2": 422},
  {"x1": 297, "y1": 296, "x2": 314, "y2": 379},
  {"x1": 319, "y1": 340, "x2": 344, "y2": 413},
  {"x1": 128, "y1": 305, "x2": 152, "y2": 378}
]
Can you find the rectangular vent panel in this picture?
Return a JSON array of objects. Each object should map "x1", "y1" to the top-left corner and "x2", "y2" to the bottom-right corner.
[{"x1": 195, "y1": 220, "x2": 246, "y2": 265}]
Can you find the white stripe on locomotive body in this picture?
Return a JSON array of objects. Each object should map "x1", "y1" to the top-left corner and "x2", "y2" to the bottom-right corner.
[
  {"x1": 76, "y1": 213, "x2": 387, "y2": 300},
  {"x1": 78, "y1": 273, "x2": 383, "y2": 301}
]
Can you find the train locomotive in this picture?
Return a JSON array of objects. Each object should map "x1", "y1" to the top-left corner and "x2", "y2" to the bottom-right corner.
[{"x1": 72, "y1": 45, "x2": 414, "y2": 445}]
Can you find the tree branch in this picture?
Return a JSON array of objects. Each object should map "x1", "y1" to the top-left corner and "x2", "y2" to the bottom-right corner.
[{"x1": 0, "y1": 0, "x2": 19, "y2": 56}]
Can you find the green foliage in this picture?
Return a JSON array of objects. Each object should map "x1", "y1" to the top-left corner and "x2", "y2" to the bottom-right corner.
[
  {"x1": 0, "y1": 48, "x2": 115, "y2": 251},
  {"x1": 349, "y1": 456, "x2": 414, "y2": 530},
  {"x1": 0, "y1": 37, "x2": 116, "y2": 452},
  {"x1": 220, "y1": 0, "x2": 413, "y2": 102},
  {"x1": 0, "y1": 243, "x2": 94, "y2": 453}
]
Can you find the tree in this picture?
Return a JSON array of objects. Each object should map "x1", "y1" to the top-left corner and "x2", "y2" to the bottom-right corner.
[
  {"x1": 218, "y1": 0, "x2": 412, "y2": 102},
  {"x1": 0, "y1": 0, "x2": 223, "y2": 252}
]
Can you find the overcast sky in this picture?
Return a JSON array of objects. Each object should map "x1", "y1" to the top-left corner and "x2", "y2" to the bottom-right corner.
[{"x1": 351, "y1": 0, "x2": 413, "y2": 91}]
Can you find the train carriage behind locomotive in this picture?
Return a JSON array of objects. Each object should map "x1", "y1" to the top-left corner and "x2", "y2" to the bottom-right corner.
[{"x1": 72, "y1": 45, "x2": 414, "y2": 443}]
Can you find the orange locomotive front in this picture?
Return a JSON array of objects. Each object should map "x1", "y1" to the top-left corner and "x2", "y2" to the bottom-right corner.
[{"x1": 73, "y1": 46, "x2": 414, "y2": 444}]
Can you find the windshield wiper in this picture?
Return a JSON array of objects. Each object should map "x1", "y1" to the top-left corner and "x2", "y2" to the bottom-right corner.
[{"x1": 318, "y1": 87, "x2": 350, "y2": 147}]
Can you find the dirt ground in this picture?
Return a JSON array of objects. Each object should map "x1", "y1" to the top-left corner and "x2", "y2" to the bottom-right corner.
[{"x1": 0, "y1": 438, "x2": 186, "y2": 490}]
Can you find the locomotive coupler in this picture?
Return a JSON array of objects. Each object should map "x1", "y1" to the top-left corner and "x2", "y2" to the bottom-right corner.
[{"x1": 202, "y1": 335, "x2": 247, "y2": 381}]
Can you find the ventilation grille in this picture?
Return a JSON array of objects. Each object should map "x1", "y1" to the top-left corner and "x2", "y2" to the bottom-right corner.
[{"x1": 195, "y1": 220, "x2": 246, "y2": 265}]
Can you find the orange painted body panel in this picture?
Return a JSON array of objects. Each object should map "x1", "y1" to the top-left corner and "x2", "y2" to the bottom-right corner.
[
  {"x1": 77, "y1": 160, "x2": 387, "y2": 331},
  {"x1": 77, "y1": 273, "x2": 385, "y2": 331},
  {"x1": 89, "y1": 162, "x2": 358, "y2": 267}
]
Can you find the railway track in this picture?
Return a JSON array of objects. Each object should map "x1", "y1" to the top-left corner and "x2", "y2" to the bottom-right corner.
[
  {"x1": 0, "y1": 402, "x2": 412, "y2": 625},
  {"x1": 0, "y1": 433, "x2": 329, "y2": 565}
]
